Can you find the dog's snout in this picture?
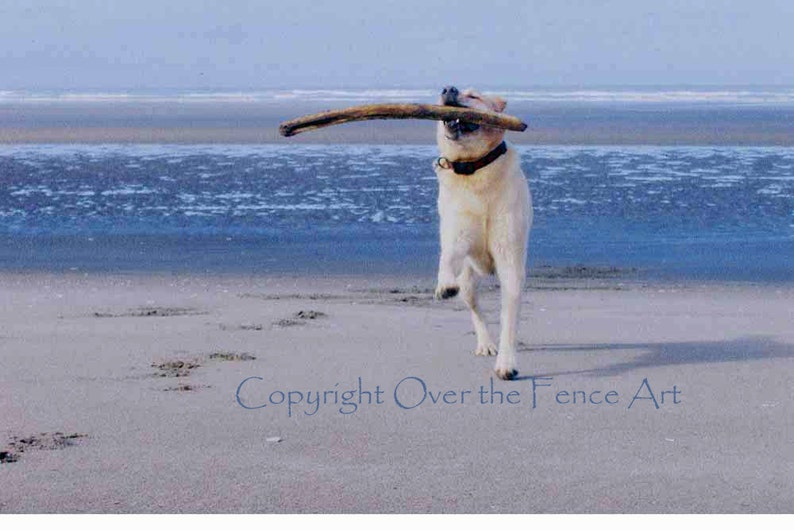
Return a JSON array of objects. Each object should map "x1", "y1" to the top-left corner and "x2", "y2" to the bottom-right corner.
[{"x1": 441, "y1": 86, "x2": 459, "y2": 106}]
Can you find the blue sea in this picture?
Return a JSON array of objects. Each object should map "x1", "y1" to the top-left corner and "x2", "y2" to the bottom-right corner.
[{"x1": 2, "y1": 142, "x2": 793, "y2": 281}]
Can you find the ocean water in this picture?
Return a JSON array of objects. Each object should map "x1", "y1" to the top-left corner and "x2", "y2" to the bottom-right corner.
[
  {"x1": 1, "y1": 143, "x2": 792, "y2": 281},
  {"x1": 5, "y1": 86, "x2": 794, "y2": 105}
]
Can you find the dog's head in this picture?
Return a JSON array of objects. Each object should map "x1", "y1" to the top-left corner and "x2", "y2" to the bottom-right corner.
[{"x1": 437, "y1": 86, "x2": 507, "y2": 161}]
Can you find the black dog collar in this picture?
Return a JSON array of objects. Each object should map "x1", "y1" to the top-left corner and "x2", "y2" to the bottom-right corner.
[{"x1": 436, "y1": 141, "x2": 508, "y2": 175}]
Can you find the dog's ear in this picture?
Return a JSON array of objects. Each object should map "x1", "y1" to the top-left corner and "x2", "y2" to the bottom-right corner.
[{"x1": 491, "y1": 96, "x2": 507, "y2": 113}]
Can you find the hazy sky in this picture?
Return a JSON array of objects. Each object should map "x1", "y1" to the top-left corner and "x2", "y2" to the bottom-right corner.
[{"x1": 2, "y1": 0, "x2": 793, "y2": 90}]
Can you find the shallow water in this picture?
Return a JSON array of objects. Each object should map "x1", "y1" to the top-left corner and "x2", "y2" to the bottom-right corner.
[{"x1": 1, "y1": 144, "x2": 792, "y2": 281}]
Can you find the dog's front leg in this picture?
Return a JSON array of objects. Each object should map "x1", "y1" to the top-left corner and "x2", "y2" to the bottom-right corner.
[
  {"x1": 434, "y1": 187, "x2": 477, "y2": 299},
  {"x1": 492, "y1": 254, "x2": 525, "y2": 380},
  {"x1": 434, "y1": 218, "x2": 471, "y2": 300},
  {"x1": 458, "y1": 262, "x2": 498, "y2": 356}
]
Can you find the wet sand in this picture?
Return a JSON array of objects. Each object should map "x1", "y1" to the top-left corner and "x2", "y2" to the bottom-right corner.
[
  {"x1": 1, "y1": 271, "x2": 792, "y2": 513},
  {"x1": 3, "y1": 100, "x2": 794, "y2": 145}
]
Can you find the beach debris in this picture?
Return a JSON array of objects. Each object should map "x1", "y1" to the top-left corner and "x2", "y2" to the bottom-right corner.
[
  {"x1": 238, "y1": 292, "x2": 342, "y2": 301},
  {"x1": 531, "y1": 265, "x2": 633, "y2": 279},
  {"x1": 208, "y1": 351, "x2": 257, "y2": 362},
  {"x1": 163, "y1": 383, "x2": 198, "y2": 392},
  {"x1": 295, "y1": 310, "x2": 326, "y2": 320},
  {"x1": 0, "y1": 450, "x2": 19, "y2": 463},
  {"x1": 129, "y1": 307, "x2": 195, "y2": 317},
  {"x1": 7, "y1": 432, "x2": 87, "y2": 453},
  {"x1": 94, "y1": 306, "x2": 205, "y2": 318},
  {"x1": 152, "y1": 359, "x2": 201, "y2": 377},
  {"x1": 1, "y1": 432, "x2": 87, "y2": 463},
  {"x1": 152, "y1": 351, "x2": 258, "y2": 388},
  {"x1": 352, "y1": 286, "x2": 436, "y2": 307},
  {"x1": 152, "y1": 351, "x2": 256, "y2": 387},
  {"x1": 279, "y1": 103, "x2": 527, "y2": 137},
  {"x1": 274, "y1": 309, "x2": 328, "y2": 327},
  {"x1": 219, "y1": 323, "x2": 265, "y2": 331},
  {"x1": 238, "y1": 323, "x2": 265, "y2": 331},
  {"x1": 274, "y1": 318, "x2": 305, "y2": 327}
]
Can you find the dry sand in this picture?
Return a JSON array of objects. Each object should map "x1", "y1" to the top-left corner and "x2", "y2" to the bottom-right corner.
[{"x1": 0, "y1": 271, "x2": 792, "y2": 513}]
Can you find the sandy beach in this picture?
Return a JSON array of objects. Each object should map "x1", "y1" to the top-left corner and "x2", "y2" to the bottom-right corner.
[
  {"x1": 5, "y1": 0, "x2": 794, "y2": 517},
  {"x1": 1, "y1": 271, "x2": 792, "y2": 513}
]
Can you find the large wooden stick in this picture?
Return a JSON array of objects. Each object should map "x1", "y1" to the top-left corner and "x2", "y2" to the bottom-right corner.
[{"x1": 279, "y1": 103, "x2": 528, "y2": 137}]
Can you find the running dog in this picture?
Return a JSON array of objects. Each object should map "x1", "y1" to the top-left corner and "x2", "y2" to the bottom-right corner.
[{"x1": 433, "y1": 86, "x2": 532, "y2": 380}]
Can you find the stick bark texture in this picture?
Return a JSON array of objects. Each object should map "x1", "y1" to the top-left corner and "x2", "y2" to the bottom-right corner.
[{"x1": 279, "y1": 103, "x2": 528, "y2": 137}]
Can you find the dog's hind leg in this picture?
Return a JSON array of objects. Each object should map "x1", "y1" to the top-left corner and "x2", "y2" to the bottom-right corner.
[{"x1": 458, "y1": 262, "x2": 497, "y2": 357}]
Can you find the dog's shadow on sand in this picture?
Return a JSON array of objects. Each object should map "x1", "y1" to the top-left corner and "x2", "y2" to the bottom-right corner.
[{"x1": 515, "y1": 336, "x2": 794, "y2": 379}]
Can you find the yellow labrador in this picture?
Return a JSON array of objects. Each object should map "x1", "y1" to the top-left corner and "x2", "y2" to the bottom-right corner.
[{"x1": 433, "y1": 86, "x2": 532, "y2": 380}]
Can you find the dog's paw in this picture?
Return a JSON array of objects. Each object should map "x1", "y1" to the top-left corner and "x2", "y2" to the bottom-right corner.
[
  {"x1": 474, "y1": 343, "x2": 498, "y2": 357},
  {"x1": 434, "y1": 285, "x2": 459, "y2": 300},
  {"x1": 494, "y1": 367, "x2": 518, "y2": 380}
]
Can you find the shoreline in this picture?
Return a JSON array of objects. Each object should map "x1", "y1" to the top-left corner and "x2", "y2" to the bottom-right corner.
[
  {"x1": 3, "y1": 229, "x2": 793, "y2": 285},
  {"x1": 3, "y1": 267, "x2": 794, "y2": 301},
  {"x1": 3, "y1": 100, "x2": 794, "y2": 145}
]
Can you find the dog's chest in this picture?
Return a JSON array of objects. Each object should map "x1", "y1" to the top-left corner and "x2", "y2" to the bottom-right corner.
[{"x1": 436, "y1": 164, "x2": 511, "y2": 212}]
